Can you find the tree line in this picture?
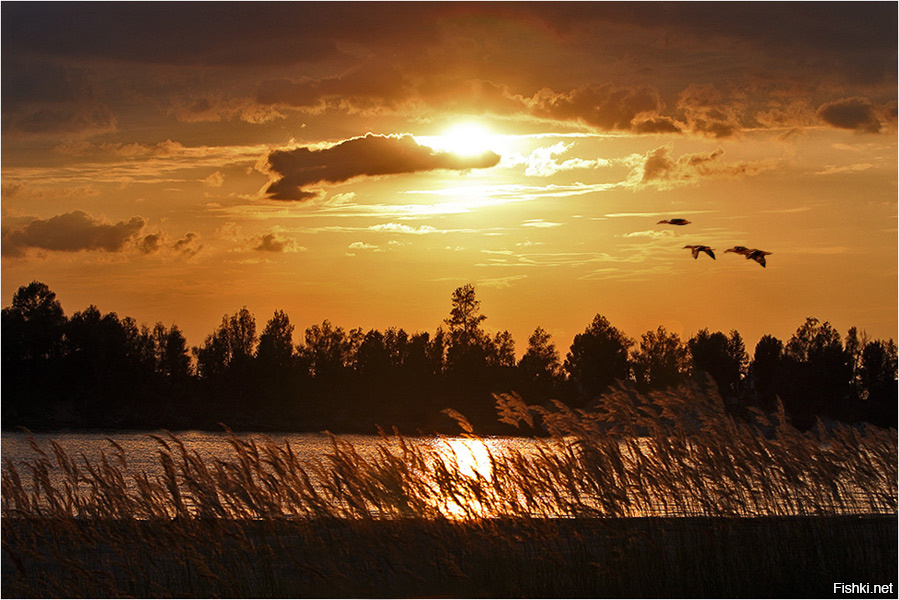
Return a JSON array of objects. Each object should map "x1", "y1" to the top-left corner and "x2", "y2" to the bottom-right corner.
[{"x1": 3, "y1": 281, "x2": 896, "y2": 433}]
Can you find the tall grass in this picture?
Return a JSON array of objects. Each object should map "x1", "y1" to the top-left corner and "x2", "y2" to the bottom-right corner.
[{"x1": 3, "y1": 378, "x2": 896, "y2": 597}]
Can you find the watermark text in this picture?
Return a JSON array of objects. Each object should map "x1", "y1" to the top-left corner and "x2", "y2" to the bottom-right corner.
[{"x1": 834, "y1": 582, "x2": 894, "y2": 595}]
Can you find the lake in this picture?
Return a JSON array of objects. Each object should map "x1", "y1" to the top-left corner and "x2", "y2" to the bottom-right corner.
[
  {"x1": 1, "y1": 429, "x2": 529, "y2": 476},
  {"x1": 2, "y1": 425, "x2": 895, "y2": 519},
  {"x1": 1, "y1": 429, "x2": 544, "y2": 518}
]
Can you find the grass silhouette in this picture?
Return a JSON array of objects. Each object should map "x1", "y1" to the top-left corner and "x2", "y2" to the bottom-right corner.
[{"x1": 2, "y1": 377, "x2": 896, "y2": 597}]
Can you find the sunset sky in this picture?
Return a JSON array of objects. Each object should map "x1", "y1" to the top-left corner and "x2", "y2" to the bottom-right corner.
[{"x1": 3, "y1": 2, "x2": 897, "y2": 356}]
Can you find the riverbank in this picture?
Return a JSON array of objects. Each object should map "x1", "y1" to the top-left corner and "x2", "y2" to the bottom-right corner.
[{"x1": 3, "y1": 515, "x2": 896, "y2": 598}]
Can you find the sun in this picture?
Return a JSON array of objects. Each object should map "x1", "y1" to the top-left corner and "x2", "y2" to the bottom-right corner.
[{"x1": 416, "y1": 121, "x2": 507, "y2": 157}]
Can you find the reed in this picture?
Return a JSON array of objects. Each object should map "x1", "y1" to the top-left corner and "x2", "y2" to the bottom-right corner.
[{"x1": 2, "y1": 378, "x2": 896, "y2": 597}]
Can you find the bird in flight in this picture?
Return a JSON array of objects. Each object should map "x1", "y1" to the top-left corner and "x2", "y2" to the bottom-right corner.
[
  {"x1": 658, "y1": 218, "x2": 691, "y2": 226},
  {"x1": 684, "y1": 245, "x2": 715, "y2": 260},
  {"x1": 725, "y1": 246, "x2": 771, "y2": 267},
  {"x1": 745, "y1": 249, "x2": 772, "y2": 267}
]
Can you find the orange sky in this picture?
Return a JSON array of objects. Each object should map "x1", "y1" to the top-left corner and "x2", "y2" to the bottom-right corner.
[{"x1": 2, "y1": 2, "x2": 897, "y2": 355}]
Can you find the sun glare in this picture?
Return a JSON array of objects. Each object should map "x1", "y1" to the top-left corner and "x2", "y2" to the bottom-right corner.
[{"x1": 417, "y1": 122, "x2": 507, "y2": 157}]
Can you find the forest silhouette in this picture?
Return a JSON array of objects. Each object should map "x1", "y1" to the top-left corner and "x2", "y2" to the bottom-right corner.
[{"x1": 2, "y1": 281, "x2": 896, "y2": 433}]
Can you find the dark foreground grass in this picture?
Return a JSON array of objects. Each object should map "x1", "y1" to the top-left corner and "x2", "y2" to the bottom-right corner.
[{"x1": 2, "y1": 515, "x2": 896, "y2": 598}]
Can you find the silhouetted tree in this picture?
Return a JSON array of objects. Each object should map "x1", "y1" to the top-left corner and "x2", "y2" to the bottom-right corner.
[
  {"x1": 518, "y1": 326, "x2": 563, "y2": 401},
  {"x1": 253, "y1": 310, "x2": 302, "y2": 422},
  {"x1": 844, "y1": 326, "x2": 867, "y2": 393},
  {"x1": 749, "y1": 334, "x2": 784, "y2": 412},
  {"x1": 782, "y1": 317, "x2": 852, "y2": 426},
  {"x1": 405, "y1": 331, "x2": 442, "y2": 377},
  {"x1": 299, "y1": 320, "x2": 361, "y2": 381},
  {"x1": 257, "y1": 310, "x2": 295, "y2": 372},
  {"x1": 383, "y1": 327, "x2": 410, "y2": 369},
  {"x1": 859, "y1": 338, "x2": 898, "y2": 426},
  {"x1": 2, "y1": 278, "x2": 893, "y2": 434},
  {"x1": 688, "y1": 329, "x2": 747, "y2": 399},
  {"x1": 445, "y1": 284, "x2": 487, "y2": 339},
  {"x1": 564, "y1": 314, "x2": 633, "y2": 401},
  {"x1": 444, "y1": 284, "x2": 491, "y2": 377},
  {"x1": 2, "y1": 281, "x2": 68, "y2": 423},
  {"x1": 192, "y1": 308, "x2": 258, "y2": 424},
  {"x1": 61, "y1": 306, "x2": 160, "y2": 423},
  {"x1": 631, "y1": 326, "x2": 690, "y2": 390},
  {"x1": 153, "y1": 323, "x2": 192, "y2": 380},
  {"x1": 2, "y1": 281, "x2": 67, "y2": 361},
  {"x1": 357, "y1": 329, "x2": 390, "y2": 376},
  {"x1": 489, "y1": 330, "x2": 516, "y2": 368},
  {"x1": 194, "y1": 307, "x2": 257, "y2": 378},
  {"x1": 427, "y1": 328, "x2": 448, "y2": 374}
]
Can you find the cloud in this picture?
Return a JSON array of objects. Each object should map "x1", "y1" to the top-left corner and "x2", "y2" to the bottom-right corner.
[
  {"x1": 167, "y1": 95, "x2": 285, "y2": 124},
  {"x1": 253, "y1": 232, "x2": 304, "y2": 253},
  {"x1": 7, "y1": 104, "x2": 117, "y2": 137},
  {"x1": 629, "y1": 145, "x2": 774, "y2": 188},
  {"x1": 135, "y1": 231, "x2": 204, "y2": 258},
  {"x1": 172, "y1": 232, "x2": 203, "y2": 258},
  {"x1": 754, "y1": 95, "x2": 819, "y2": 130},
  {"x1": 346, "y1": 241, "x2": 382, "y2": 255},
  {"x1": 676, "y1": 84, "x2": 745, "y2": 139},
  {"x1": 528, "y1": 84, "x2": 664, "y2": 131},
  {"x1": 2, "y1": 210, "x2": 145, "y2": 257},
  {"x1": 348, "y1": 241, "x2": 378, "y2": 250},
  {"x1": 257, "y1": 60, "x2": 409, "y2": 113},
  {"x1": 138, "y1": 233, "x2": 162, "y2": 254},
  {"x1": 478, "y1": 274, "x2": 528, "y2": 289},
  {"x1": 265, "y1": 133, "x2": 501, "y2": 201},
  {"x1": 503, "y1": 142, "x2": 612, "y2": 177},
  {"x1": 203, "y1": 171, "x2": 225, "y2": 188},
  {"x1": 817, "y1": 97, "x2": 885, "y2": 133},
  {"x1": 368, "y1": 223, "x2": 437, "y2": 235},
  {"x1": 633, "y1": 117, "x2": 682, "y2": 134},
  {"x1": 2, "y1": 3, "x2": 346, "y2": 66},
  {"x1": 623, "y1": 230, "x2": 675, "y2": 240},
  {"x1": 1, "y1": 60, "x2": 118, "y2": 137},
  {"x1": 521, "y1": 220, "x2": 562, "y2": 228},
  {"x1": 813, "y1": 163, "x2": 875, "y2": 176},
  {"x1": 2, "y1": 61, "x2": 90, "y2": 108}
]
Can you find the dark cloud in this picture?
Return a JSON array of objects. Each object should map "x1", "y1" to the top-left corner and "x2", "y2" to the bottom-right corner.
[
  {"x1": 8, "y1": 103, "x2": 117, "y2": 136},
  {"x1": 254, "y1": 234, "x2": 286, "y2": 253},
  {"x1": 636, "y1": 145, "x2": 772, "y2": 188},
  {"x1": 528, "y1": 3, "x2": 897, "y2": 86},
  {"x1": 253, "y1": 233, "x2": 302, "y2": 253},
  {"x1": 2, "y1": 3, "x2": 893, "y2": 141},
  {"x1": 265, "y1": 134, "x2": 501, "y2": 201},
  {"x1": 676, "y1": 84, "x2": 745, "y2": 139},
  {"x1": 633, "y1": 117, "x2": 682, "y2": 134},
  {"x1": 817, "y1": 97, "x2": 884, "y2": 133},
  {"x1": 1, "y1": 62, "x2": 90, "y2": 107},
  {"x1": 138, "y1": 233, "x2": 161, "y2": 255},
  {"x1": 172, "y1": 232, "x2": 202, "y2": 258},
  {"x1": 2, "y1": 4, "x2": 338, "y2": 66},
  {"x1": 529, "y1": 84, "x2": 663, "y2": 131},
  {"x1": 1, "y1": 59, "x2": 116, "y2": 136},
  {"x1": 258, "y1": 60, "x2": 409, "y2": 110},
  {"x1": 1, "y1": 3, "x2": 446, "y2": 67},
  {"x1": 6, "y1": 4, "x2": 891, "y2": 80},
  {"x1": 136, "y1": 231, "x2": 204, "y2": 258},
  {"x1": 2, "y1": 210, "x2": 144, "y2": 257}
]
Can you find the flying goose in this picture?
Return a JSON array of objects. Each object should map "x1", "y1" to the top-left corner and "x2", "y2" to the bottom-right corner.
[
  {"x1": 725, "y1": 246, "x2": 771, "y2": 267},
  {"x1": 657, "y1": 218, "x2": 691, "y2": 226},
  {"x1": 745, "y1": 249, "x2": 772, "y2": 267},
  {"x1": 684, "y1": 245, "x2": 715, "y2": 260}
]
